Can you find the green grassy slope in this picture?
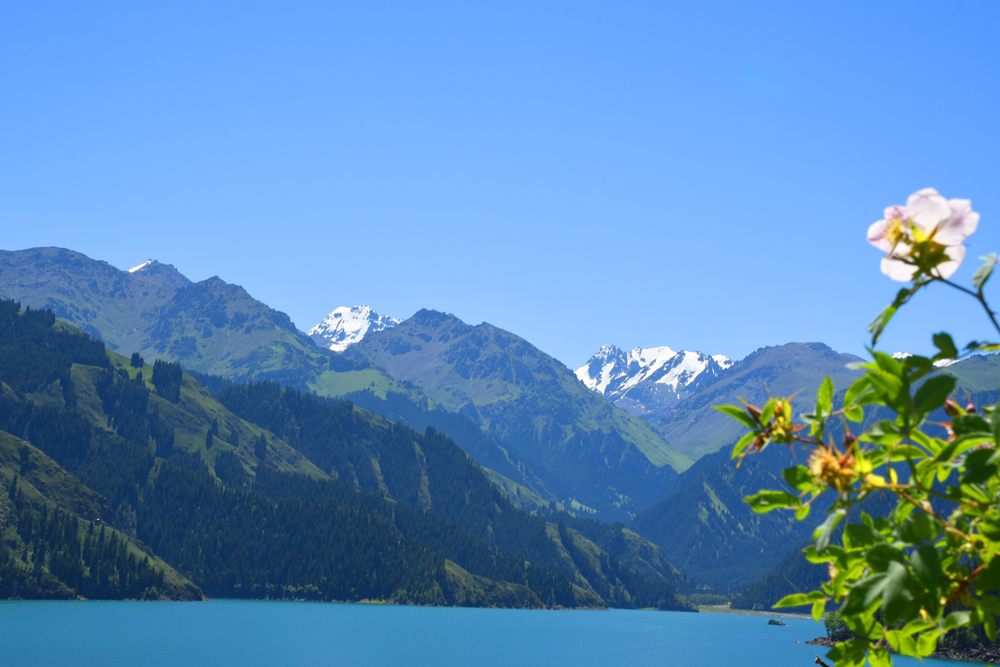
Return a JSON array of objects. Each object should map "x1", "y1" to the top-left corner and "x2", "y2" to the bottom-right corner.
[{"x1": 0, "y1": 429, "x2": 203, "y2": 600}]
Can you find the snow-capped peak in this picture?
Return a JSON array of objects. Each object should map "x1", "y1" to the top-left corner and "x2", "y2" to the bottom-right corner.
[
  {"x1": 308, "y1": 305, "x2": 400, "y2": 353},
  {"x1": 129, "y1": 259, "x2": 155, "y2": 273},
  {"x1": 893, "y1": 351, "x2": 958, "y2": 368},
  {"x1": 576, "y1": 343, "x2": 732, "y2": 417}
]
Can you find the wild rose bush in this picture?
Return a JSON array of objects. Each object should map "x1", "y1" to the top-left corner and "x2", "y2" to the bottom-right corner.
[{"x1": 719, "y1": 189, "x2": 1000, "y2": 667}]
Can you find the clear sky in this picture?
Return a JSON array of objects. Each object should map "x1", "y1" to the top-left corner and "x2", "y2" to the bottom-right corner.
[{"x1": 2, "y1": 1, "x2": 999, "y2": 368}]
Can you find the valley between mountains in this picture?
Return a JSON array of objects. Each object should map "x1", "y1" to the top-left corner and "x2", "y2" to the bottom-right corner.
[{"x1": 1, "y1": 246, "x2": 996, "y2": 609}]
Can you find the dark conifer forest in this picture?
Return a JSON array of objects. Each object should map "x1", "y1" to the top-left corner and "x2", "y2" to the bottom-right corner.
[{"x1": 0, "y1": 299, "x2": 693, "y2": 610}]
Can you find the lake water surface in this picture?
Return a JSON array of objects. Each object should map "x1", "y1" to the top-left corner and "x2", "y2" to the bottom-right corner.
[{"x1": 0, "y1": 600, "x2": 956, "y2": 666}]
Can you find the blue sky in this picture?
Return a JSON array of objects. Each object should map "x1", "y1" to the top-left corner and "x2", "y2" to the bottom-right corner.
[{"x1": 2, "y1": 1, "x2": 999, "y2": 368}]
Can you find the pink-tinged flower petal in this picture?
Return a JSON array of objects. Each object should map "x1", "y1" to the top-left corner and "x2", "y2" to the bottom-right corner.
[
  {"x1": 867, "y1": 219, "x2": 895, "y2": 252},
  {"x1": 930, "y1": 244, "x2": 967, "y2": 279},
  {"x1": 906, "y1": 188, "x2": 952, "y2": 236},
  {"x1": 881, "y1": 255, "x2": 918, "y2": 282},
  {"x1": 934, "y1": 198, "x2": 980, "y2": 246},
  {"x1": 884, "y1": 205, "x2": 907, "y2": 220}
]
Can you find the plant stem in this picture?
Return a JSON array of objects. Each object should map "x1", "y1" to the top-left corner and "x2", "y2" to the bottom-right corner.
[{"x1": 936, "y1": 278, "x2": 1000, "y2": 338}]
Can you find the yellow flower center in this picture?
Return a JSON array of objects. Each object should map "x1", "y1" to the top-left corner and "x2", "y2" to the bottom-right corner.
[{"x1": 884, "y1": 217, "x2": 906, "y2": 247}]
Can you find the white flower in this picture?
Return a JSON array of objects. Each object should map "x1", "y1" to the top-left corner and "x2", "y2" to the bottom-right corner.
[{"x1": 867, "y1": 188, "x2": 979, "y2": 282}]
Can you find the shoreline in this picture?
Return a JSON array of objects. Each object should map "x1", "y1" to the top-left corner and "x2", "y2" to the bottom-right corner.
[
  {"x1": 806, "y1": 636, "x2": 1000, "y2": 664},
  {"x1": 696, "y1": 604, "x2": 811, "y2": 620}
]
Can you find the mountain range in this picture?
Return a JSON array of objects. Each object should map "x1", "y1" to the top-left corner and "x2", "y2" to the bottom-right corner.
[
  {"x1": 2, "y1": 246, "x2": 998, "y2": 605},
  {"x1": 575, "y1": 344, "x2": 731, "y2": 419},
  {"x1": 0, "y1": 298, "x2": 691, "y2": 609}
]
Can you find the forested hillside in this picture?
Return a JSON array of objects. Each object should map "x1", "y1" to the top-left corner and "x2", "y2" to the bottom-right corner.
[{"x1": 0, "y1": 300, "x2": 692, "y2": 610}]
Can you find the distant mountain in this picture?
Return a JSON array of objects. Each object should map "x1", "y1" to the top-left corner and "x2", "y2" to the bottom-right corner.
[
  {"x1": 344, "y1": 309, "x2": 693, "y2": 521},
  {"x1": 0, "y1": 248, "x2": 650, "y2": 518},
  {"x1": 309, "y1": 305, "x2": 400, "y2": 352},
  {"x1": 0, "y1": 299, "x2": 693, "y2": 610},
  {"x1": 576, "y1": 344, "x2": 731, "y2": 419},
  {"x1": 0, "y1": 247, "x2": 398, "y2": 395},
  {"x1": 653, "y1": 342, "x2": 865, "y2": 459},
  {"x1": 631, "y1": 353, "x2": 997, "y2": 591}
]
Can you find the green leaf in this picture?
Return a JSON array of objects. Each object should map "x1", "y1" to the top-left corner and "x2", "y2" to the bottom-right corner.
[
  {"x1": 795, "y1": 504, "x2": 811, "y2": 520},
  {"x1": 887, "y1": 444, "x2": 927, "y2": 462},
  {"x1": 844, "y1": 405, "x2": 864, "y2": 422},
  {"x1": 963, "y1": 447, "x2": 999, "y2": 485},
  {"x1": 811, "y1": 598, "x2": 826, "y2": 622},
  {"x1": 953, "y1": 414, "x2": 993, "y2": 436},
  {"x1": 815, "y1": 511, "x2": 843, "y2": 553},
  {"x1": 844, "y1": 375, "x2": 871, "y2": 407},
  {"x1": 744, "y1": 490, "x2": 800, "y2": 513},
  {"x1": 817, "y1": 375, "x2": 833, "y2": 416},
  {"x1": 843, "y1": 523, "x2": 880, "y2": 549},
  {"x1": 973, "y1": 253, "x2": 997, "y2": 291},
  {"x1": 933, "y1": 332, "x2": 959, "y2": 360},
  {"x1": 916, "y1": 629, "x2": 941, "y2": 657},
  {"x1": 866, "y1": 544, "x2": 905, "y2": 572},
  {"x1": 869, "y1": 288, "x2": 913, "y2": 346},
  {"x1": 782, "y1": 465, "x2": 812, "y2": 492},
  {"x1": 914, "y1": 375, "x2": 956, "y2": 414},
  {"x1": 731, "y1": 431, "x2": 756, "y2": 460},
  {"x1": 827, "y1": 639, "x2": 869, "y2": 667},
  {"x1": 774, "y1": 590, "x2": 826, "y2": 608},
  {"x1": 910, "y1": 545, "x2": 942, "y2": 591},
  {"x1": 714, "y1": 404, "x2": 759, "y2": 430},
  {"x1": 867, "y1": 370, "x2": 909, "y2": 410},
  {"x1": 976, "y1": 556, "x2": 1000, "y2": 591},
  {"x1": 868, "y1": 646, "x2": 892, "y2": 667},
  {"x1": 943, "y1": 610, "x2": 972, "y2": 630},
  {"x1": 886, "y1": 630, "x2": 918, "y2": 657}
]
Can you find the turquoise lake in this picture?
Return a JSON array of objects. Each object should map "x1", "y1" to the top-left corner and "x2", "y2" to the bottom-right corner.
[{"x1": 0, "y1": 600, "x2": 956, "y2": 666}]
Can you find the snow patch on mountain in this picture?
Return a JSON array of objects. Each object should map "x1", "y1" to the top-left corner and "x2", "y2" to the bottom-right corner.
[
  {"x1": 576, "y1": 344, "x2": 732, "y2": 418},
  {"x1": 129, "y1": 260, "x2": 155, "y2": 273},
  {"x1": 309, "y1": 305, "x2": 400, "y2": 352},
  {"x1": 893, "y1": 351, "x2": 958, "y2": 367}
]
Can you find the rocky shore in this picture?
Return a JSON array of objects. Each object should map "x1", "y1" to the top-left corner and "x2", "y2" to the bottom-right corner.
[{"x1": 806, "y1": 636, "x2": 1000, "y2": 664}]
